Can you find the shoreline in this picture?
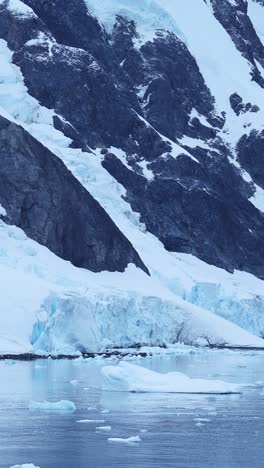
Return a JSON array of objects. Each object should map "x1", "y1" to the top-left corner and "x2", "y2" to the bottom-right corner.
[{"x1": 1, "y1": 344, "x2": 264, "y2": 361}]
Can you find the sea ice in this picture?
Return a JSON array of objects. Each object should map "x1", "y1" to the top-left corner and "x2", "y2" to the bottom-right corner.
[
  {"x1": 29, "y1": 400, "x2": 76, "y2": 412},
  {"x1": 101, "y1": 362, "x2": 240, "y2": 394}
]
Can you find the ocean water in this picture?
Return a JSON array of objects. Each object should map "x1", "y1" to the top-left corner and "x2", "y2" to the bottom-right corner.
[{"x1": 1, "y1": 349, "x2": 264, "y2": 468}]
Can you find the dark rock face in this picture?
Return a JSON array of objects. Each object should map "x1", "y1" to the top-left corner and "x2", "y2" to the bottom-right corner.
[
  {"x1": 103, "y1": 149, "x2": 264, "y2": 278},
  {"x1": 230, "y1": 93, "x2": 260, "y2": 115},
  {"x1": 0, "y1": 115, "x2": 147, "y2": 273},
  {"x1": 0, "y1": 0, "x2": 264, "y2": 279},
  {"x1": 237, "y1": 130, "x2": 264, "y2": 189},
  {"x1": 135, "y1": 33, "x2": 221, "y2": 141}
]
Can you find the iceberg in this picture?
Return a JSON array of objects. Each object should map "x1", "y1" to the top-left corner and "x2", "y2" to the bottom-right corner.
[
  {"x1": 29, "y1": 400, "x2": 76, "y2": 412},
  {"x1": 76, "y1": 419, "x2": 105, "y2": 423},
  {"x1": 108, "y1": 436, "x2": 142, "y2": 444},
  {"x1": 101, "y1": 362, "x2": 241, "y2": 394}
]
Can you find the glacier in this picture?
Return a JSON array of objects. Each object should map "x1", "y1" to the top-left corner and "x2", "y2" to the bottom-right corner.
[{"x1": 1, "y1": 220, "x2": 264, "y2": 355}]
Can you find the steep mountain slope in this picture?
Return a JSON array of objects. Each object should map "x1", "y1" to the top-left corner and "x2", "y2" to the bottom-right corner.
[
  {"x1": 0, "y1": 114, "x2": 147, "y2": 273},
  {"x1": 0, "y1": 0, "x2": 264, "y2": 353}
]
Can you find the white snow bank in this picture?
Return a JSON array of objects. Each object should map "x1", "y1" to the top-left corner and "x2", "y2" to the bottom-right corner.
[
  {"x1": 108, "y1": 436, "x2": 142, "y2": 444},
  {"x1": 101, "y1": 362, "x2": 241, "y2": 394},
  {"x1": 29, "y1": 400, "x2": 76, "y2": 412}
]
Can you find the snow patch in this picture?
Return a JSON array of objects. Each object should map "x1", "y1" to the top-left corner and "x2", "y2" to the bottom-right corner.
[
  {"x1": 0, "y1": 0, "x2": 36, "y2": 18},
  {"x1": 248, "y1": 0, "x2": 264, "y2": 47},
  {"x1": 249, "y1": 184, "x2": 264, "y2": 213},
  {"x1": 0, "y1": 203, "x2": 6, "y2": 217}
]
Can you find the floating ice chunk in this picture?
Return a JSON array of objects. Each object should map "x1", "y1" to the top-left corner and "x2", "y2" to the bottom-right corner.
[
  {"x1": 194, "y1": 418, "x2": 210, "y2": 422},
  {"x1": 70, "y1": 380, "x2": 78, "y2": 385},
  {"x1": 101, "y1": 362, "x2": 240, "y2": 394},
  {"x1": 96, "y1": 426, "x2": 112, "y2": 432},
  {"x1": 108, "y1": 436, "x2": 142, "y2": 444},
  {"x1": 76, "y1": 419, "x2": 105, "y2": 423},
  {"x1": 10, "y1": 464, "x2": 40, "y2": 468},
  {"x1": 29, "y1": 400, "x2": 76, "y2": 412}
]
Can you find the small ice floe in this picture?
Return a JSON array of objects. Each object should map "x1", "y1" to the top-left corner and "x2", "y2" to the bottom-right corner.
[
  {"x1": 108, "y1": 436, "x2": 142, "y2": 444},
  {"x1": 140, "y1": 429, "x2": 148, "y2": 433},
  {"x1": 10, "y1": 464, "x2": 40, "y2": 468},
  {"x1": 195, "y1": 422, "x2": 204, "y2": 427},
  {"x1": 194, "y1": 418, "x2": 211, "y2": 422},
  {"x1": 101, "y1": 362, "x2": 241, "y2": 394},
  {"x1": 96, "y1": 426, "x2": 112, "y2": 432},
  {"x1": 100, "y1": 408, "x2": 110, "y2": 414},
  {"x1": 76, "y1": 419, "x2": 105, "y2": 423},
  {"x1": 87, "y1": 406, "x2": 97, "y2": 411},
  {"x1": 70, "y1": 380, "x2": 78, "y2": 385},
  {"x1": 29, "y1": 400, "x2": 76, "y2": 412}
]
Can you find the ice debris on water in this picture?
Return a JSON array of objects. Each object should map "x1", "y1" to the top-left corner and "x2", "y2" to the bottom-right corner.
[
  {"x1": 70, "y1": 380, "x2": 78, "y2": 385},
  {"x1": 29, "y1": 400, "x2": 76, "y2": 412},
  {"x1": 96, "y1": 426, "x2": 112, "y2": 432},
  {"x1": 108, "y1": 436, "x2": 142, "y2": 444}
]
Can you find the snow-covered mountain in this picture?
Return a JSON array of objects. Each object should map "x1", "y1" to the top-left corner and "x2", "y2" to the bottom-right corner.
[{"x1": 1, "y1": 0, "x2": 264, "y2": 354}]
